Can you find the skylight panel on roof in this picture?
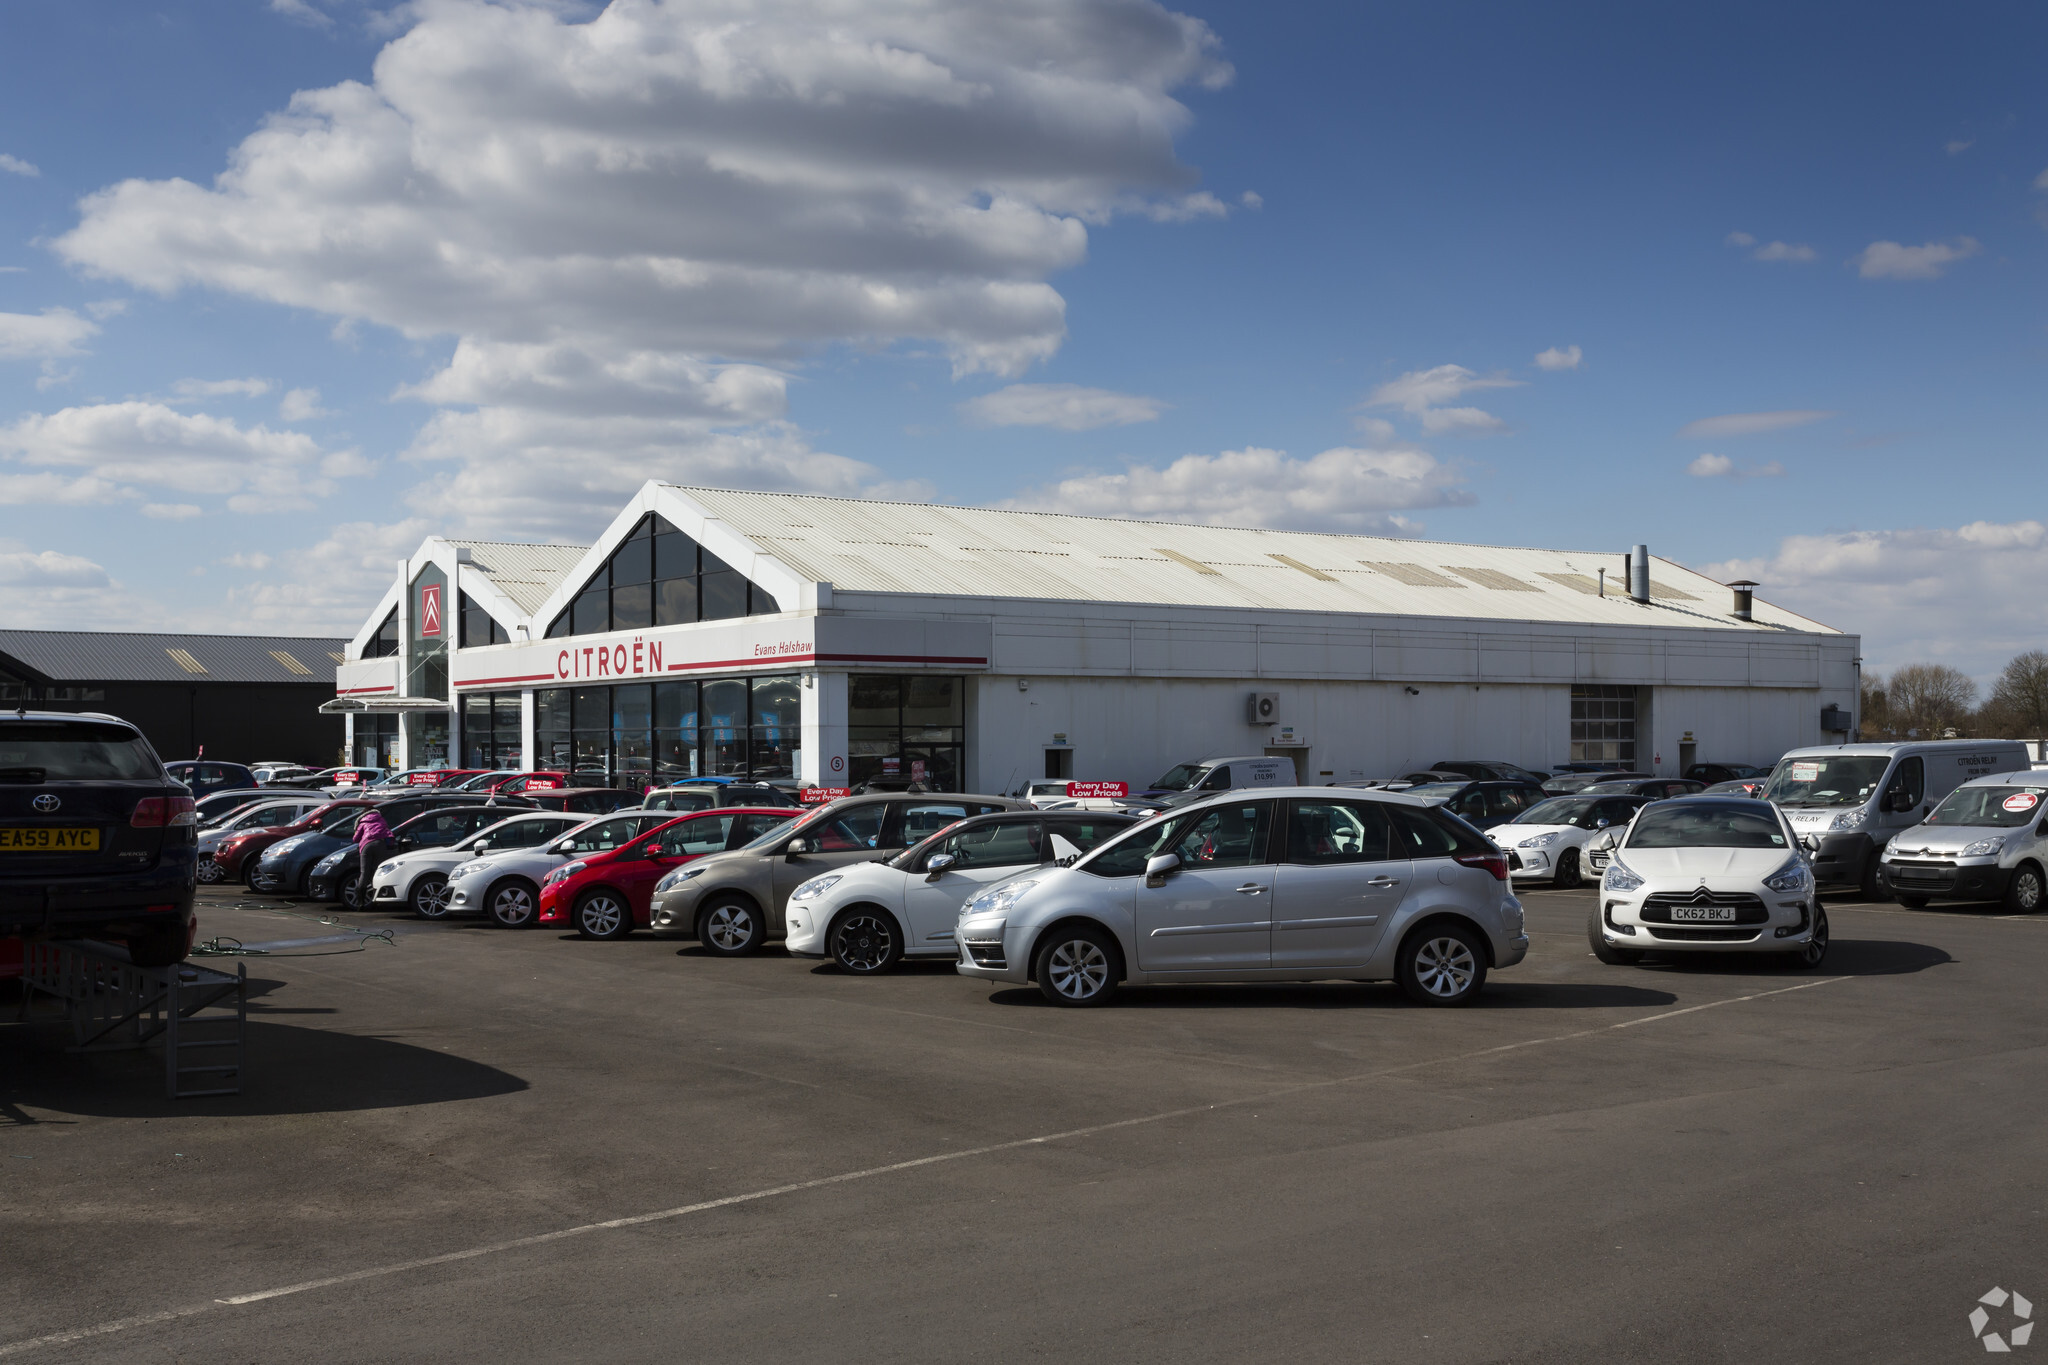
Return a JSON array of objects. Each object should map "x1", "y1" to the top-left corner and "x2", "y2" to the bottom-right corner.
[
  {"x1": 1268, "y1": 553, "x2": 1337, "y2": 582},
  {"x1": 1538, "y1": 572, "x2": 1601, "y2": 595},
  {"x1": 166, "y1": 649, "x2": 207, "y2": 674},
  {"x1": 269, "y1": 650, "x2": 314, "y2": 676},
  {"x1": 1155, "y1": 547, "x2": 1220, "y2": 576},
  {"x1": 1647, "y1": 581, "x2": 1699, "y2": 602},
  {"x1": 1363, "y1": 562, "x2": 1465, "y2": 588},
  {"x1": 1446, "y1": 566, "x2": 1539, "y2": 592}
]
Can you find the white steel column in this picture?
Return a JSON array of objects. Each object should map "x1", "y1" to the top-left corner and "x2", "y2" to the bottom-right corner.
[
  {"x1": 801, "y1": 671, "x2": 847, "y2": 786},
  {"x1": 520, "y1": 688, "x2": 537, "y2": 771}
]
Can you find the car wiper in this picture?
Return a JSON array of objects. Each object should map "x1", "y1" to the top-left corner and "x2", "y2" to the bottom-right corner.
[{"x1": 0, "y1": 767, "x2": 46, "y2": 782}]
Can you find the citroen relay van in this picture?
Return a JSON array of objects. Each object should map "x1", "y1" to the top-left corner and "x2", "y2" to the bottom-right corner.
[
  {"x1": 1133, "y1": 756, "x2": 1295, "y2": 803},
  {"x1": 1762, "y1": 740, "x2": 2030, "y2": 897}
]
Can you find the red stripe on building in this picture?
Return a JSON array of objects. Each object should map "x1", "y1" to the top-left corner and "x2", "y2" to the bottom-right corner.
[{"x1": 453, "y1": 672, "x2": 559, "y2": 688}]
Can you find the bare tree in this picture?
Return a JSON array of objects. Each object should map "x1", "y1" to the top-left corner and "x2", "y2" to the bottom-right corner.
[
  {"x1": 1886, "y1": 663, "x2": 1977, "y2": 738},
  {"x1": 1986, "y1": 650, "x2": 2048, "y2": 739},
  {"x1": 1859, "y1": 673, "x2": 1893, "y2": 740}
]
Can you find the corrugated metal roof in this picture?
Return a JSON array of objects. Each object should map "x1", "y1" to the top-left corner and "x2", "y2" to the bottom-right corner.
[
  {"x1": 0, "y1": 630, "x2": 351, "y2": 684},
  {"x1": 450, "y1": 540, "x2": 589, "y2": 616},
  {"x1": 673, "y1": 487, "x2": 1837, "y2": 635}
]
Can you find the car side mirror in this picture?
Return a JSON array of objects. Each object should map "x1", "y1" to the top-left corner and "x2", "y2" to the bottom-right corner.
[
  {"x1": 924, "y1": 852, "x2": 957, "y2": 881},
  {"x1": 1884, "y1": 789, "x2": 1910, "y2": 813},
  {"x1": 1144, "y1": 852, "x2": 1182, "y2": 887},
  {"x1": 1595, "y1": 818, "x2": 1611, "y2": 828},
  {"x1": 785, "y1": 838, "x2": 812, "y2": 859}
]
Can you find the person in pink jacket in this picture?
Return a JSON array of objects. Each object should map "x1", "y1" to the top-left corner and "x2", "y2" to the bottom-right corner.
[{"x1": 355, "y1": 806, "x2": 393, "y2": 898}]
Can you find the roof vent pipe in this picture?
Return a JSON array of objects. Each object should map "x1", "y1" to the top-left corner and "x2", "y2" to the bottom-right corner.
[
  {"x1": 1728, "y1": 579, "x2": 1757, "y2": 622},
  {"x1": 1628, "y1": 545, "x2": 1650, "y2": 604}
]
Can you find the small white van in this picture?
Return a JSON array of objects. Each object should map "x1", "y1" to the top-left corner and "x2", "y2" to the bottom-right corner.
[
  {"x1": 1762, "y1": 740, "x2": 2031, "y2": 897},
  {"x1": 1878, "y1": 770, "x2": 2048, "y2": 913},
  {"x1": 1135, "y1": 755, "x2": 1295, "y2": 802}
]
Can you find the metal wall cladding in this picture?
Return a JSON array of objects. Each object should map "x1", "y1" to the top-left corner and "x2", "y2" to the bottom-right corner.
[
  {"x1": 676, "y1": 485, "x2": 1836, "y2": 637},
  {"x1": 0, "y1": 629, "x2": 350, "y2": 685}
]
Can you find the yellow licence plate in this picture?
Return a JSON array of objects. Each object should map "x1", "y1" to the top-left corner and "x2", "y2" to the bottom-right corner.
[{"x1": 0, "y1": 827, "x2": 99, "y2": 852}]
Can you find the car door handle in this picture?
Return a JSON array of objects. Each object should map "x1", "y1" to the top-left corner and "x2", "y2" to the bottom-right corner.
[
  {"x1": 1365, "y1": 876, "x2": 1402, "y2": 887},
  {"x1": 1235, "y1": 883, "x2": 1268, "y2": 895}
]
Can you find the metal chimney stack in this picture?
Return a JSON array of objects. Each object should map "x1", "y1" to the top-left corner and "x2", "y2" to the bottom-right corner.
[
  {"x1": 1629, "y1": 545, "x2": 1650, "y2": 603},
  {"x1": 1728, "y1": 579, "x2": 1757, "y2": 621}
]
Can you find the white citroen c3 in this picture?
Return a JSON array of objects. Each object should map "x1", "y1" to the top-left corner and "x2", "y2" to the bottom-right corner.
[{"x1": 1590, "y1": 796, "x2": 1825, "y2": 968}]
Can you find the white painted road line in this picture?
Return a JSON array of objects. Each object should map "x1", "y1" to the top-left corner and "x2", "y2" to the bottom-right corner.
[{"x1": 0, "y1": 973, "x2": 1852, "y2": 1360}]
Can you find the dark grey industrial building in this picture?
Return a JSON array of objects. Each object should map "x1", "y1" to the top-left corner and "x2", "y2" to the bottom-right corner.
[{"x1": 0, "y1": 630, "x2": 348, "y2": 766}]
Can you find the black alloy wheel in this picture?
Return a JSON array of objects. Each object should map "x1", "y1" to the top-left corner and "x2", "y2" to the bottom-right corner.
[
  {"x1": 337, "y1": 869, "x2": 364, "y2": 912},
  {"x1": 1859, "y1": 854, "x2": 1890, "y2": 903},
  {"x1": 1553, "y1": 848, "x2": 1583, "y2": 890},
  {"x1": 1782, "y1": 905, "x2": 1830, "y2": 970},
  {"x1": 1586, "y1": 908, "x2": 1644, "y2": 965},
  {"x1": 410, "y1": 874, "x2": 453, "y2": 919},
  {"x1": 829, "y1": 909, "x2": 903, "y2": 974}
]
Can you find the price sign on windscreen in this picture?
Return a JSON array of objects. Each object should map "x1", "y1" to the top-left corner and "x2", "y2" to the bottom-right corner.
[{"x1": 1067, "y1": 782, "x2": 1128, "y2": 799}]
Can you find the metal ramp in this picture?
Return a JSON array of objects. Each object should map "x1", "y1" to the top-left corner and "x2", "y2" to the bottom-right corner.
[{"x1": 15, "y1": 940, "x2": 246, "y2": 1099}]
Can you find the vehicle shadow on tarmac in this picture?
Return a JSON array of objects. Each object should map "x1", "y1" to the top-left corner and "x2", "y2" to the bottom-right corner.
[
  {"x1": 1613, "y1": 938, "x2": 1951, "y2": 978},
  {"x1": 985, "y1": 980, "x2": 1684, "y2": 1010}
]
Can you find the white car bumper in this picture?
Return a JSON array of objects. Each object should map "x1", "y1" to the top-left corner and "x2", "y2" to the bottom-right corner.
[{"x1": 1597, "y1": 889, "x2": 1816, "y2": 953}]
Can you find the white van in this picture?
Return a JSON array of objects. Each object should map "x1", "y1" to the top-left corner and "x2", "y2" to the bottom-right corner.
[
  {"x1": 1135, "y1": 755, "x2": 1295, "y2": 803},
  {"x1": 1877, "y1": 770, "x2": 2047, "y2": 913},
  {"x1": 1761, "y1": 740, "x2": 2031, "y2": 897}
]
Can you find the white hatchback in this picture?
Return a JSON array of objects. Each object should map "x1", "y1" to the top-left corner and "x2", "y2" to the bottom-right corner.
[
  {"x1": 1485, "y1": 793, "x2": 1651, "y2": 889},
  {"x1": 371, "y1": 811, "x2": 589, "y2": 917},
  {"x1": 445, "y1": 810, "x2": 677, "y2": 927},
  {"x1": 784, "y1": 811, "x2": 1138, "y2": 972},
  {"x1": 1591, "y1": 796, "x2": 1825, "y2": 968}
]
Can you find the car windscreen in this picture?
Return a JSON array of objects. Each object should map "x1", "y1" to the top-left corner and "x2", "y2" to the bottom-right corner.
[
  {"x1": 1401, "y1": 783, "x2": 1465, "y2": 799},
  {"x1": 1625, "y1": 803, "x2": 1788, "y2": 849},
  {"x1": 1925, "y1": 785, "x2": 2046, "y2": 828},
  {"x1": 1512, "y1": 797, "x2": 1599, "y2": 827},
  {"x1": 1148, "y1": 763, "x2": 1204, "y2": 792},
  {"x1": 0, "y1": 721, "x2": 160, "y2": 782},
  {"x1": 1760, "y1": 755, "x2": 1890, "y2": 808}
]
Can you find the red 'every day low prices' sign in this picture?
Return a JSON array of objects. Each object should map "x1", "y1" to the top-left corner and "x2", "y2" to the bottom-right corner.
[
  {"x1": 1067, "y1": 782, "x2": 1128, "y2": 799},
  {"x1": 801, "y1": 787, "x2": 852, "y2": 805}
]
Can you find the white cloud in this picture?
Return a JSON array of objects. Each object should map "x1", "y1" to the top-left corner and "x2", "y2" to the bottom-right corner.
[
  {"x1": 0, "y1": 546, "x2": 112, "y2": 589},
  {"x1": 1726, "y1": 231, "x2": 1815, "y2": 263},
  {"x1": 1676, "y1": 409, "x2": 1835, "y2": 439},
  {"x1": 223, "y1": 516, "x2": 436, "y2": 635},
  {"x1": 267, "y1": 0, "x2": 333, "y2": 27},
  {"x1": 220, "y1": 552, "x2": 274, "y2": 570},
  {"x1": 1705, "y1": 519, "x2": 2048, "y2": 679},
  {"x1": 1854, "y1": 237, "x2": 1980, "y2": 280},
  {"x1": 35, "y1": 362, "x2": 79, "y2": 392},
  {"x1": 0, "y1": 308, "x2": 97, "y2": 360},
  {"x1": 0, "y1": 154, "x2": 37, "y2": 178},
  {"x1": 279, "y1": 387, "x2": 335, "y2": 422},
  {"x1": 959, "y1": 383, "x2": 1166, "y2": 431},
  {"x1": 173, "y1": 376, "x2": 272, "y2": 399},
  {"x1": 84, "y1": 299, "x2": 128, "y2": 320},
  {"x1": 1687, "y1": 452, "x2": 1784, "y2": 480},
  {"x1": 2036, "y1": 167, "x2": 2048, "y2": 190},
  {"x1": 398, "y1": 339, "x2": 786, "y2": 423},
  {"x1": 1364, "y1": 363, "x2": 1521, "y2": 436},
  {"x1": 141, "y1": 502, "x2": 203, "y2": 520},
  {"x1": 1945, "y1": 139, "x2": 1974, "y2": 156},
  {"x1": 1239, "y1": 190, "x2": 1262, "y2": 210},
  {"x1": 1008, "y1": 444, "x2": 1471, "y2": 533},
  {"x1": 1533, "y1": 345, "x2": 1581, "y2": 371},
  {"x1": 0, "y1": 402, "x2": 344, "y2": 513}
]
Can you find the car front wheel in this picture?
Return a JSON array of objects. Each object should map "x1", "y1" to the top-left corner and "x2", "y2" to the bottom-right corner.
[
  {"x1": 487, "y1": 878, "x2": 538, "y2": 929},
  {"x1": 2004, "y1": 863, "x2": 2044, "y2": 915},
  {"x1": 1586, "y1": 909, "x2": 1644, "y2": 965},
  {"x1": 336, "y1": 869, "x2": 364, "y2": 911},
  {"x1": 829, "y1": 908, "x2": 902, "y2": 974},
  {"x1": 1782, "y1": 905, "x2": 1829, "y2": 970},
  {"x1": 1033, "y1": 925, "x2": 1119, "y2": 1007},
  {"x1": 698, "y1": 897, "x2": 765, "y2": 956},
  {"x1": 1398, "y1": 922, "x2": 1488, "y2": 1005},
  {"x1": 574, "y1": 889, "x2": 632, "y2": 941},
  {"x1": 409, "y1": 874, "x2": 452, "y2": 919},
  {"x1": 195, "y1": 856, "x2": 225, "y2": 885},
  {"x1": 1553, "y1": 848, "x2": 1583, "y2": 890}
]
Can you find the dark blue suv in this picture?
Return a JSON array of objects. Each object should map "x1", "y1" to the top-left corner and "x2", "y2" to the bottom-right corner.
[{"x1": 0, "y1": 712, "x2": 198, "y2": 966}]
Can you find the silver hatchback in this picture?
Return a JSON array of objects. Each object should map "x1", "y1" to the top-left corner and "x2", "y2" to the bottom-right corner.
[{"x1": 954, "y1": 787, "x2": 1527, "y2": 1007}]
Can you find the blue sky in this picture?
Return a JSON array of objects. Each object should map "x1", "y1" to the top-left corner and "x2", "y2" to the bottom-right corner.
[{"x1": 1, "y1": 0, "x2": 2044, "y2": 685}]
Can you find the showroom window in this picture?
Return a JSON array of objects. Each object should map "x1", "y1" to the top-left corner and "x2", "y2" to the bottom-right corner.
[
  {"x1": 458, "y1": 592, "x2": 509, "y2": 648},
  {"x1": 461, "y1": 691, "x2": 523, "y2": 768},
  {"x1": 544, "y1": 514, "x2": 777, "y2": 639},
  {"x1": 354, "y1": 714, "x2": 399, "y2": 769},
  {"x1": 363, "y1": 608, "x2": 400, "y2": 659},
  {"x1": 1570, "y1": 684, "x2": 1637, "y2": 764},
  {"x1": 533, "y1": 673, "x2": 800, "y2": 791},
  {"x1": 848, "y1": 675, "x2": 964, "y2": 791}
]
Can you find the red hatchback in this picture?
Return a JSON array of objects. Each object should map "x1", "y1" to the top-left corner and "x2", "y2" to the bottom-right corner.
[
  {"x1": 537, "y1": 807, "x2": 795, "y2": 939},
  {"x1": 214, "y1": 798, "x2": 373, "y2": 883}
]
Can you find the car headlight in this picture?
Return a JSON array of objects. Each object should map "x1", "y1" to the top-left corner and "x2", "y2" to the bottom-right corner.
[
  {"x1": 963, "y1": 878, "x2": 1039, "y2": 917},
  {"x1": 316, "y1": 850, "x2": 349, "y2": 872},
  {"x1": 655, "y1": 865, "x2": 707, "y2": 895},
  {"x1": 1517, "y1": 832, "x2": 1561, "y2": 848},
  {"x1": 542, "y1": 861, "x2": 586, "y2": 887},
  {"x1": 449, "y1": 860, "x2": 487, "y2": 880},
  {"x1": 790, "y1": 874, "x2": 842, "y2": 901},
  {"x1": 1763, "y1": 859, "x2": 1810, "y2": 893},
  {"x1": 1961, "y1": 836, "x2": 2008, "y2": 858},
  {"x1": 1603, "y1": 859, "x2": 1645, "y2": 892},
  {"x1": 1828, "y1": 809, "x2": 1867, "y2": 832}
]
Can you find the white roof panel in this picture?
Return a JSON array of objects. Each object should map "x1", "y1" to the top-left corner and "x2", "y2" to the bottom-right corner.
[{"x1": 449, "y1": 540, "x2": 589, "y2": 616}]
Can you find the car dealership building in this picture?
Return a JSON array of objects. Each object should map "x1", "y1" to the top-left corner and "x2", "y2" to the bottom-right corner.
[{"x1": 329, "y1": 483, "x2": 1860, "y2": 793}]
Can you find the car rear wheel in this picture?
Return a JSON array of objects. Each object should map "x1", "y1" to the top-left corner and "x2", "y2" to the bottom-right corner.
[
  {"x1": 1553, "y1": 848, "x2": 1583, "y2": 890},
  {"x1": 1781, "y1": 906, "x2": 1829, "y2": 970},
  {"x1": 336, "y1": 869, "x2": 364, "y2": 912},
  {"x1": 1859, "y1": 854, "x2": 1890, "y2": 903},
  {"x1": 829, "y1": 908, "x2": 903, "y2": 974},
  {"x1": 409, "y1": 874, "x2": 452, "y2": 919},
  {"x1": 1033, "y1": 925, "x2": 1119, "y2": 1007},
  {"x1": 2003, "y1": 863, "x2": 2044, "y2": 914},
  {"x1": 1398, "y1": 922, "x2": 1488, "y2": 1005},
  {"x1": 1586, "y1": 909, "x2": 1643, "y2": 965},
  {"x1": 574, "y1": 889, "x2": 632, "y2": 941},
  {"x1": 698, "y1": 897, "x2": 765, "y2": 956},
  {"x1": 486, "y1": 878, "x2": 538, "y2": 929},
  {"x1": 195, "y1": 856, "x2": 225, "y2": 885}
]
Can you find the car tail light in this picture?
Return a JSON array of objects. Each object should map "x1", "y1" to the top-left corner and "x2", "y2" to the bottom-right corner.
[
  {"x1": 133, "y1": 795, "x2": 199, "y2": 828},
  {"x1": 1454, "y1": 851, "x2": 1509, "y2": 881}
]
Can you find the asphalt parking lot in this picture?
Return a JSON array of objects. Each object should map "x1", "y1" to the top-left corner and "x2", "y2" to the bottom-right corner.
[{"x1": 4, "y1": 883, "x2": 2045, "y2": 1362}]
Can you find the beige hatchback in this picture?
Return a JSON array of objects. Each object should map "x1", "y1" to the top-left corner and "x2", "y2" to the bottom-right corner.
[{"x1": 647, "y1": 792, "x2": 1026, "y2": 955}]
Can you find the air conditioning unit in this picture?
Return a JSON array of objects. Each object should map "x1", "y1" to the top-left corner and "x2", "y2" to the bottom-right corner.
[
  {"x1": 1820, "y1": 704, "x2": 1850, "y2": 733},
  {"x1": 1248, "y1": 692, "x2": 1279, "y2": 725}
]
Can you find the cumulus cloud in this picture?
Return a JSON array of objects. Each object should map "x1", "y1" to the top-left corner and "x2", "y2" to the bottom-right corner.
[
  {"x1": 1364, "y1": 364, "x2": 1521, "y2": 436},
  {"x1": 0, "y1": 546, "x2": 113, "y2": 589},
  {"x1": 268, "y1": 0, "x2": 333, "y2": 26},
  {"x1": 1855, "y1": 237, "x2": 1980, "y2": 280},
  {"x1": 1687, "y1": 452, "x2": 1784, "y2": 480},
  {"x1": 0, "y1": 402, "x2": 361, "y2": 513},
  {"x1": 1534, "y1": 345, "x2": 1581, "y2": 371},
  {"x1": 0, "y1": 309, "x2": 97, "y2": 360},
  {"x1": 1727, "y1": 231, "x2": 1815, "y2": 263},
  {"x1": 223, "y1": 516, "x2": 437, "y2": 635},
  {"x1": 1008, "y1": 444, "x2": 1471, "y2": 533},
  {"x1": 279, "y1": 387, "x2": 334, "y2": 422},
  {"x1": 0, "y1": 154, "x2": 38, "y2": 178},
  {"x1": 1677, "y1": 409, "x2": 1835, "y2": 439},
  {"x1": 398, "y1": 339, "x2": 787, "y2": 423},
  {"x1": 173, "y1": 376, "x2": 272, "y2": 399},
  {"x1": 1706, "y1": 519, "x2": 2048, "y2": 679},
  {"x1": 141, "y1": 502, "x2": 204, "y2": 520},
  {"x1": 1945, "y1": 139, "x2": 1974, "y2": 156},
  {"x1": 959, "y1": 383, "x2": 1166, "y2": 431}
]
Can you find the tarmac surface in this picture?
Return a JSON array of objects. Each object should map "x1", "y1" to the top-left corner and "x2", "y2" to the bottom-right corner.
[{"x1": 3, "y1": 882, "x2": 2044, "y2": 1362}]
